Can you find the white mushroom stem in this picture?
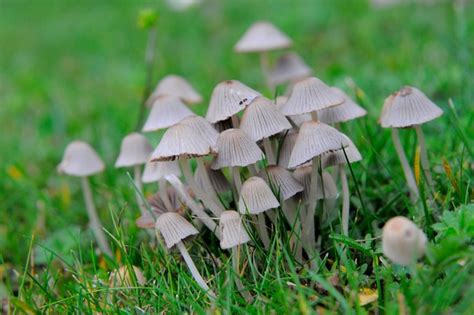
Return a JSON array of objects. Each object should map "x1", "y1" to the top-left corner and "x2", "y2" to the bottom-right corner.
[
  {"x1": 232, "y1": 246, "x2": 253, "y2": 303},
  {"x1": 282, "y1": 200, "x2": 303, "y2": 263},
  {"x1": 391, "y1": 129, "x2": 419, "y2": 202},
  {"x1": 165, "y1": 175, "x2": 220, "y2": 239},
  {"x1": 158, "y1": 178, "x2": 174, "y2": 212},
  {"x1": 196, "y1": 158, "x2": 222, "y2": 206},
  {"x1": 415, "y1": 125, "x2": 434, "y2": 188},
  {"x1": 256, "y1": 213, "x2": 270, "y2": 249},
  {"x1": 305, "y1": 156, "x2": 320, "y2": 254},
  {"x1": 247, "y1": 164, "x2": 259, "y2": 176},
  {"x1": 259, "y1": 51, "x2": 270, "y2": 88},
  {"x1": 80, "y1": 177, "x2": 112, "y2": 257},
  {"x1": 340, "y1": 165, "x2": 350, "y2": 236},
  {"x1": 176, "y1": 241, "x2": 216, "y2": 299},
  {"x1": 179, "y1": 158, "x2": 224, "y2": 217},
  {"x1": 263, "y1": 137, "x2": 276, "y2": 165},
  {"x1": 231, "y1": 115, "x2": 240, "y2": 128},
  {"x1": 231, "y1": 166, "x2": 242, "y2": 197},
  {"x1": 133, "y1": 165, "x2": 147, "y2": 215}
]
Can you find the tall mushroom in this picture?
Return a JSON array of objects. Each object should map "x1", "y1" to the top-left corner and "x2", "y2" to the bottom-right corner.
[
  {"x1": 57, "y1": 141, "x2": 112, "y2": 256},
  {"x1": 115, "y1": 132, "x2": 153, "y2": 215},
  {"x1": 155, "y1": 212, "x2": 216, "y2": 298},
  {"x1": 142, "y1": 95, "x2": 195, "y2": 132},
  {"x1": 147, "y1": 74, "x2": 202, "y2": 106}
]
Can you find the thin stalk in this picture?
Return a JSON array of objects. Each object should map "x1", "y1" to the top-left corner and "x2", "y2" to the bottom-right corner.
[
  {"x1": 231, "y1": 114, "x2": 240, "y2": 128},
  {"x1": 176, "y1": 241, "x2": 216, "y2": 299},
  {"x1": 256, "y1": 213, "x2": 270, "y2": 250},
  {"x1": 179, "y1": 157, "x2": 224, "y2": 216},
  {"x1": 247, "y1": 164, "x2": 259, "y2": 176},
  {"x1": 282, "y1": 200, "x2": 303, "y2": 263},
  {"x1": 196, "y1": 158, "x2": 221, "y2": 206},
  {"x1": 158, "y1": 178, "x2": 174, "y2": 211},
  {"x1": 80, "y1": 177, "x2": 112, "y2": 257},
  {"x1": 263, "y1": 137, "x2": 276, "y2": 165},
  {"x1": 415, "y1": 125, "x2": 434, "y2": 188},
  {"x1": 231, "y1": 166, "x2": 242, "y2": 197},
  {"x1": 305, "y1": 156, "x2": 320, "y2": 252},
  {"x1": 340, "y1": 165, "x2": 350, "y2": 236},
  {"x1": 232, "y1": 246, "x2": 253, "y2": 303},
  {"x1": 133, "y1": 165, "x2": 147, "y2": 215},
  {"x1": 259, "y1": 51, "x2": 270, "y2": 89},
  {"x1": 391, "y1": 128, "x2": 419, "y2": 202}
]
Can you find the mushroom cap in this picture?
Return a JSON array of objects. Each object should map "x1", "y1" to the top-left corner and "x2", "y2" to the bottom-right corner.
[
  {"x1": 321, "y1": 135, "x2": 362, "y2": 168},
  {"x1": 142, "y1": 95, "x2": 195, "y2": 132},
  {"x1": 155, "y1": 212, "x2": 199, "y2": 248},
  {"x1": 288, "y1": 121, "x2": 350, "y2": 168},
  {"x1": 219, "y1": 210, "x2": 251, "y2": 249},
  {"x1": 142, "y1": 160, "x2": 181, "y2": 183},
  {"x1": 268, "y1": 52, "x2": 312, "y2": 86},
  {"x1": 147, "y1": 74, "x2": 202, "y2": 105},
  {"x1": 150, "y1": 122, "x2": 215, "y2": 161},
  {"x1": 240, "y1": 96, "x2": 292, "y2": 141},
  {"x1": 115, "y1": 133, "x2": 153, "y2": 168},
  {"x1": 318, "y1": 88, "x2": 367, "y2": 124},
  {"x1": 57, "y1": 141, "x2": 105, "y2": 177},
  {"x1": 279, "y1": 77, "x2": 345, "y2": 116},
  {"x1": 258, "y1": 165, "x2": 304, "y2": 200},
  {"x1": 234, "y1": 21, "x2": 292, "y2": 53},
  {"x1": 211, "y1": 128, "x2": 264, "y2": 169},
  {"x1": 278, "y1": 130, "x2": 300, "y2": 169},
  {"x1": 206, "y1": 80, "x2": 261, "y2": 124},
  {"x1": 149, "y1": 187, "x2": 185, "y2": 215},
  {"x1": 238, "y1": 177, "x2": 280, "y2": 214},
  {"x1": 180, "y1": 115, "x2": 219, "y2": 150},
  {"x1": 293, "y1": 167, "x2": 338, "y2": 203},
  {"x1": 195, "y1": 161, "x2": 231, "y2": 194},
  {"x1": 382, "y1": 216, "x2": 427, "y2": 266},
  {"x1": 380, "y1": 86, "x2": 443, "y2": 128},
  {"x1": 109, "y1": 266, "x2": 146, "y2": 287}
]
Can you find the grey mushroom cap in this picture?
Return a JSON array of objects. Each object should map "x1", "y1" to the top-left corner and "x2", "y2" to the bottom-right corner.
[
  {"x1": 142, "y1": 95, "x2": 195, "y2": 132},
  {"x1": 268, "y1": 52, "x2": 312, "y2": 87},
  {"x1": 219, "y1": 210, "x2": 251, "y2": 249},
  {"x1": 180, "y1": 115, "x2": 219, "y2": 150},
  {"x1": 58, "y1": 141, "x2": 105, "y2": 177},
  {"x1": 147, "y1": 74, "x2": 202, "y2": 105},
  {"x1": 142, "y1": 160, "x2": 181, "y2": 183},
  {"x1": 258, "y1": 165, "x2": 303, "y2": 200},
  {"x1": 321, "y1": 135, "x2": 362, "y2": 168},
  {"x1": 238, "y1": 177, "x2": 280, "y2": 214},
  {"x1": 115, "y1": 133, "x2": 153, "y2": 168},
  {"x1": 234, "y1": 21, "x2": 292, "y2": 53},
  {"x1": 318, "y1": 87, "x2": 367, "y2": 124},
  {"x1": 155, "y1": 212, "x2": 199, "y2": 249}
]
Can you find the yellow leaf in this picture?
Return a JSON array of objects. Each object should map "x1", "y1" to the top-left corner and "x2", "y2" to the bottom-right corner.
[
  {"x1": 414, "y1": 146, "x2": 421, "y2": 186},
  {"x1": 358, "y1": 287, "x2": 378, "y2": 306},
  {"x1": 442, "y1": 158, "x2": 459, "y2": 191},
  {"x1": 6, "y1": 165, "x2": 23, "y2": 181},
  {"x1": 99, "y1": 255, "x2": 108, "y2": 270}
]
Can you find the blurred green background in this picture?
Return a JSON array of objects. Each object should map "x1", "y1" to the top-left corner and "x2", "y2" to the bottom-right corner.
[{"x1": 0, "y1": 0, "x2": 472, "y2": 267}]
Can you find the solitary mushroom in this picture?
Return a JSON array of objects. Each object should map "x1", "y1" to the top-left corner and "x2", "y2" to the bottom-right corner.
[
  {"x1": 115, "y1": 133, "x2": 153, "y2": 215},
  {"x1": 267, "y1": 52, "x2": 312, "y2": 89},
  {"x1": 142, "y1": 95, "x2": 195, "y2": 132},
  {"x1": 58, "y1": 141, "x2": 112, "y2": 256},
  {"x1": 147, "y1": 74, "x2": 202, "y2": 105},
  {"x1": 219, "y1": 210, "x2": 253, "y2": 302},
  {"x1": 155, "y1": 212, "x2": 216, "y2": 298},
  {"x1": 382, "y1": 216, "x2": 427, "y2": 266}
]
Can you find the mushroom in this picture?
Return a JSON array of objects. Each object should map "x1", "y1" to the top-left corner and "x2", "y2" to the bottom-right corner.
[
  {"x1": 239, "y1": 96, "x2": 292, "y2": 165},
  {"x1": 142, "y1": 95, "x2": 195, "y2": 132},
  {"x1": 194, "y1": 161, "x2": 231, "y2": 196},
  {"x1": 277, "y1": 129, "x2": 299, "y2": 169},
  {"x1": 267, "y1": 52, "x2": 312, "y2": 89},
  {"x1": 57, "y1": 141, "x2": 112, "y2": 256},
  {"x1": 234, "y1": 21, "x2": 292, "y2": 87},
  {"x1": 382, "y1": 216, "x2": 427, "y2": 266},
  {"x1": 219, "y1": 210, "x2": 253, "y2": 302},
  {"x1": 239, "y1": 177, "x2": 280, "y2": 249},
  {"x1": 380, "y1": 86, "x2": 443, "y2": 198},
  {"x1": 115, "y1": 133, "x2": 153, "y2": 215},
  {"x1": 155, "y1": 212, "x2": 216, "y2": 298},
  {"x1": 206, "y1": 80, "x2": 260, "y2": 127},
  {"x1": 318, "y1": 87, "x2": 367, "y2": 125},
  {"x1": 147, "y1": 74, "x2": 202, "y2": 106},
  {"x1": 142, "y1": 160, "x2": 181, "y2": 212}
]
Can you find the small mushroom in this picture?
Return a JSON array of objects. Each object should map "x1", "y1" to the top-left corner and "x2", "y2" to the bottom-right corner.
[
  {"x1": 267, "y1": 52, "x2": 312, "y2": 89},
  {"x1": 382, "y1": 216, "x2": 427, "y2": 266},
  {"x1": 147, "y1": 74, "x2": 202, "y2": 106},
  {"x1": 318, "y1": 87, "x2": 367, "y2": 124},
  {"x1": 58, "y1": 141, "x2": 112, "y2": 256},
  {"x1": 194, "y1": 161, "x2": 231, "y2": 195},
  {"x1": 142, "y1": 95, "x2": 195, "y2": 132},
  {"x1": 155, "y1": 212, "x2": 216, "y2": 298}
]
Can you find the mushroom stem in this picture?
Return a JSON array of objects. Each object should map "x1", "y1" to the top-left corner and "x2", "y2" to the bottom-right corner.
[
  {"x1": 391, "y1": 129, "x2": 419, "y2": 202},
  {"x1": 165, "y1": 175, "x2": 220, "y2": 239},
  {"x1": 256, "y1": 213, "x2": 270, "y2": 249},
  {"x1": 415, "y1": 125, "x2": 434, "y2": 188},
  {"x1": 259, "y1": 51, "x2": 270, "y2": 88},
  {"x1": 247, "y1": 164, "x2": 259, "y2": 176},
  {"x1": 305, "y1": 156, "x2": 320, "y2": 255},
  {"x1": 232, "y1": 246, "x2": 253, "y2": 303},
  {"x1": 340, "y1": 165, "x2": 350, "y2": 236},
  {"x1": 282, "y1": 200, "x2": 303, "y2": 263},
  {"x1": 231, "y1": 115, "x2": 240, "y2": 128},
  {"x1": 263, "y1": 137, "x2": 276, "y2": 165},
  {"x1": 133, "y1": 165, "x2": 147, "y2": 215},
  {"x1": 196, "y1": 158, "x2": 221, "y2": 206},
  {"x1": 176, "y1": 241, "x2": 216, "y2": 299},
  {"x1": 231, "y1": 166, "x2": 242, "y2": 195},
  {"x1": 158, "y1": 178, "x2": 174, "y2": 212},
  {"x1": 179, "y1": 158, "x2": 224, "y2": 216},
  {"x1": 80, "y1": 177, "x2": 112, "y2": 257},
  {"x1": 311, "y1": 111, "x2": 318, "y2": 121}
]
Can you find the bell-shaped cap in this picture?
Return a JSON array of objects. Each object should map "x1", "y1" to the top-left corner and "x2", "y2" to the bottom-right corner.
[
  {"x1": 258, "y1": 165, "x2": 303, "y2": 200},
  {"x1": 318, "y1": 88, "x2": 367, "y2": 124},
  {"x1": 142, "y1": 160, "x2": 181, "y2": 183},
  {"x1": 288, "y1": 121, "x2": 350, "y2": 168},
  {"x1": 278, "y1": 130, "x2": 299, "y2": 168},
  {"x1": 109, "y1": 266, "x2": 146, "y2": 287},
  {"x1": 151, "y1": 122, "x2": 215, "y2": 161},
  {"x1": 155, "y1": 212, "x2": 199, "y2": 248},
  {"x1": 234, "y1": 21, "x2": 292, "y2": 53},
  {"x1": 142, "y1": 95, "x2": 195, "y2": 132},
  {"x1": 219, "y1": 210, "x2": 251, "y2": 249},
  {"x1": 115, "y1": 133, "x2": 153, "y2": 168},
  {"x1": 268, "y1": 52, "x2": 312, "y2": 87},
  {"x1": 380, "y1": 86, "x2": 443, "y2": 128},
  {"x1": 293, "y1": 167, "x2": 338, "y2": 203},
  {"x1": 321, "y1": 135, "x2": 362, "y2": 168},
  {"x1": 238, "y1": 177, "x2": 280, "y2": 214},
  {"x1": 279, "y1": 77, "x2": 345, "y2": 116},
  {"x1": 240, "y1": 97, "x2": 292, "y2": 141},
  {"x1": 206, "y1": 80, "x2": 261, "y2": 124},
  {"x1": 382, "y1": 216, "x2": 427, "y2": 265},
  {"x1": 180, "y1": 115, "x2": 219, "y2": 150},
  {"x1": 195, "y1": 161, "x2": 231, "y2": 194},
  {"x1": 211, "y1": 128, "x2": 264, "y2": 169},
  {"x1": 57, "y1": 141, "x2": 105, "y2": 177},
  {"x1": 147, "y1": 74, "x2": 202, "y2": 105}
]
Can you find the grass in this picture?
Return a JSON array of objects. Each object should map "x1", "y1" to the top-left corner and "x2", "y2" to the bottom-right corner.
[{"x1": 1, "y1": 0, "x2": 473, "y2": 313}]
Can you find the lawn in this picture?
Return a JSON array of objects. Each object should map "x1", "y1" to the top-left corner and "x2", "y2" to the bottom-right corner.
[{"x1": 0, "y1": 0, "x2": 473, "y2": 313}]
